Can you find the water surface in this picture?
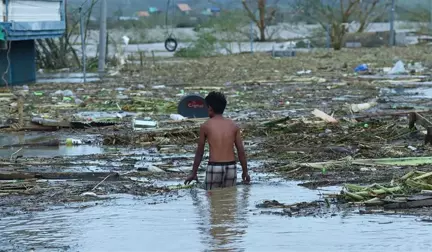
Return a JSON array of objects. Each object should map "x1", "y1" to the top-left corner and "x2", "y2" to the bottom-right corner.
[{"x1": 0, "y1": 179, "x2": 430, "y2": 252}]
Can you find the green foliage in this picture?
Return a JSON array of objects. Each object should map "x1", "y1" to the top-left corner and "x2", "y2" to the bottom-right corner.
[
  {"x1": 295, "y1": 40, "x2": 313, "y2": 48},
  {"x1": 200, "y1": 11, "x2": 249, "y2": 30},
  {"x1": 174, "y1": 16, "x2": 200, "y2": 28},
  {"x1": 195, "y1": 11, "x2": 249, "y2": 43},
  {"x1": 174, "y1": 31, "x2": 219, "y2": 58},
  {"x1": 397, "y1": 6, "x2": 430, "y2": 22}
]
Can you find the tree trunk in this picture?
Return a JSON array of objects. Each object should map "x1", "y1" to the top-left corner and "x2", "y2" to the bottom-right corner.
[
  {"x1": 258, "y1": 0, "x2": 266, "y2": 41},
  {"x1": 332, "y1": 37, "x2": 343, "y2": 50},
  {"x1": 259, "y1": 25, "x2": 266, "y2": 41},
  {"x1": 242, "y1": 0, "x2": 272, "y2": 42},
  {"x1": 331, "y1": 23, "x2": 346, "y2": 50}
]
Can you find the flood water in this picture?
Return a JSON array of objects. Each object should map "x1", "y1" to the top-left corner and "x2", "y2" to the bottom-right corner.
[
  {"x1": 381, "y1": 87, "x2": 432, "y2": 99},
  {"x1": 0, "y1": 133, "x2": 105, "y2": 158},
  {"x1": 37, "y1": 73, "x2": 101, "y2": 84},
  {"x1": 1, "y1": 176, "x2": 431, "y2": 252}
]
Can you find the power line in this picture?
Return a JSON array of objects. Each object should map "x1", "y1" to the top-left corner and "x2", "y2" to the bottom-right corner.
[{"x1": 68, "y1": 0, "x2": 101, "y2": 19}]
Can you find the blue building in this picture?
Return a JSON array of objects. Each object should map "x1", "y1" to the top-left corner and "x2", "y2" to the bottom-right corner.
[{"x1": 0, "y1": 0, "x2": 66, "y2": 86}]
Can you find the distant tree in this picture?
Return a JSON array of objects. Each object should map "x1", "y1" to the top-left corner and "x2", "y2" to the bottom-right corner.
[
  {"x1": 397, "y1": 4, "x2": 431, "y2": 34},
  {"x1": 295, "y1": 0, "x2": 389, "y2": 50},
  {"x1": 241, "y1": 0, "x2": 280, "y2": 41},
  {"x1": 113, "y1": 6, "x2": 124, "y2": 19}
]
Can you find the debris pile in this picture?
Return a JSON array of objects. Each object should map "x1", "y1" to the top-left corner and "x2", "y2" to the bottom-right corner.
[
  {"x1": 339, "y1": 170, "x2": 432, "y2": 209},
  {"x1": 1, "y1": 46, "x2": 432, "y2": 217}
]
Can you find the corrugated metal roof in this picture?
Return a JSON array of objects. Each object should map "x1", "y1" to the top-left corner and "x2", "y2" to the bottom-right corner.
[
  {"x1": 177, "y1": 3, "x2": 192, "y2": 12},
  {"x1": 119, "y1": 16, "x2": 139, "y2": 21},
  {"x1": 9, "y1": 0, "x2": 62, "y2": 22},
  {"x1": 201, "y1": 9, "x2": 211, "y2": 15},
  {"x1": 137, "y1": 11, "x2": 149, "y2": 17}
]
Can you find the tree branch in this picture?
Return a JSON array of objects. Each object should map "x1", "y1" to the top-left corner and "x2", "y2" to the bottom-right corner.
[{"x1": 242, "y1": 0, "x2": 260, "y2": 27}]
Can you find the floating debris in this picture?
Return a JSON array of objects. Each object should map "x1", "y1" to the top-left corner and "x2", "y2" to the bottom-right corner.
[{"x1": 338, "y1": 171, "x2": 432, "y2": 209}]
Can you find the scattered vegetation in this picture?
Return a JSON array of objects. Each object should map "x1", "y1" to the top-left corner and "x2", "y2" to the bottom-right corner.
[{"x1": 174, "y1": 32, "x2": 219, "y2": 58}]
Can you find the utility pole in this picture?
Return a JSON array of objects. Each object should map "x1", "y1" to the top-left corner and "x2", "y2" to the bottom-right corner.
[
  {"x1": 430, "y1": 0, "x2": 432, "y2": 34},
  {"x1": 98, "y1": 0, "x2": 107, "y2": 74},
  {"x1": 250, "y1": 21, "x2": 254, "y2": 54},
  {"x1": 389, "y1": 0, "x2": 395, "y2": 46},
  {"x1": 79, "y1": 7, "x2": 87, "y2": 83}
]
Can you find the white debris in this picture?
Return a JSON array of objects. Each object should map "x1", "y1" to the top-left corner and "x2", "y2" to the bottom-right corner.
[
  {"x1": 297, "y1": 69, "x2": 312, "y2": 75},
  {"x1": 388, "y1": 60, "x2": 406, "y2": 74},
  {"x1": 80, "y1": 192, "x2": 98, "y2": 197},
  {"x1": 360, "y1": 167, "x2": 377, "y2": 172},
  {"x1": 350, "y1": 100, "x2": 378, "y2": 113},
  {"x1": 407, "y1": 146, "x2": 417, "y2": 151},
  {"x1": 122, "y1": 35, "x2": 130, "y2": 46},
  {"x1": 170, "y1": 114, "x2": 187, "y2": 121}
]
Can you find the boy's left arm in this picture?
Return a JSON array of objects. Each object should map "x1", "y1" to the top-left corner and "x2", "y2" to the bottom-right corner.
[{"x1": 185, "y1": 124, "x2": 206, "y2": 184}]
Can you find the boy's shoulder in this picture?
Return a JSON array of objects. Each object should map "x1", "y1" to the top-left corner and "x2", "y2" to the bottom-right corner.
[{"x1": 203, "y1": 117, "x2": 238, "y2": 129}]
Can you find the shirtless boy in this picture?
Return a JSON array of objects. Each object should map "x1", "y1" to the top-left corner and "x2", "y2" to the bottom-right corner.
[{"x1": 184, "y1": 91, "x2": 250, "y2": 189}]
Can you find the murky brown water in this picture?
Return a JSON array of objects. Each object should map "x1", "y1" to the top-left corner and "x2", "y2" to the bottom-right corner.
[{"x1": 1, "y1": 177, "x2": 431, "y2": 252}]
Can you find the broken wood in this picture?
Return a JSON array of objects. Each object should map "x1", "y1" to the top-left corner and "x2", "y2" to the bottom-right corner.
[
  {"x1": 262, "y1": 116, "x2": 290, "y2": 127},
  {"x1": 408, "y1": 112, "x2": 432, "y2": 144},
  {"x1": 6, "y1": 124, "x2": 62, "y2": 132},
  {"x1": 18, "y1": 96, "x2": 24, "y2": 126},
  {"x1": 384, "y1": 199, "x2": 432, "y2": 210},
  {"x1": 70, "y1": 121, "x2": 116, "y2": 129},
  {"x1": 312, "y1": 109, "x2": 338, "y2": 123},
  {"x1": 364, "y1": 197, "x2": 384, "y2": 206},
  {"x1": 91, "y1": 173, "x2": 114, "y2": 191},
  {"x1": 274, "y1": 146, "x2": 355, "y2": 154},
  {"x1": 31, "y1": 117, "x2": 71, "y2": 128},
  {"x1": 183, "y1": 86, "x2": 222, "y2": 91},
  {"x1": 351, "y1": 109, "x2": 432, "y2": 121}
]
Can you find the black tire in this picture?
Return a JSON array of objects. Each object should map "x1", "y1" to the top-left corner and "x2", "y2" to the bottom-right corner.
[{"x1": 164, "y1": 37, "x2": 178, "y2": 52}]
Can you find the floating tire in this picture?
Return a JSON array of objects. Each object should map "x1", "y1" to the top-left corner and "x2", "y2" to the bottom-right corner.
[{"x1": 164, "y1": 37, "x2": 178, "y2": 52}]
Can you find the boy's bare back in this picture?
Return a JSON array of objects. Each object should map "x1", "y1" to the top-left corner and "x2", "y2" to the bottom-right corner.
[
  {"x1": 203, "y1": 117, "x2": 239, "y2": 162},
  {"x1": 184, "y1": 91, "x2": 249, "y2": 187}
]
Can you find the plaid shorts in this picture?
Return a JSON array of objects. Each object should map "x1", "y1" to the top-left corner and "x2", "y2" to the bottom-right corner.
[{"x1": 204, "y1": 161, "x2": 237, "y2": 190}]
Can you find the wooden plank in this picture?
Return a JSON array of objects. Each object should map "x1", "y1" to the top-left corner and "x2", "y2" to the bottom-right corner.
[
  {"x1": 354, "y1": 110, "x2": 432, "y2": 121},
  {"x1": 407, "y1": 195, "x2": 432, "y2": 201},
  {"x1": 409, "y1": 112, "x2": 432, "y2": 129},
  {"x1": 409, "y1": 112, "x2": 432, "y2": 144},
  {"x1": 384, "y1": 199, "x2": 432, "y2": 209}
]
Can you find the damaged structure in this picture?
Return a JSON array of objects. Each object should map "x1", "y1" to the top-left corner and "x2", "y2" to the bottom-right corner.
[{"x1": 0, "y1": 0, "x2": 66, "y2": 85}]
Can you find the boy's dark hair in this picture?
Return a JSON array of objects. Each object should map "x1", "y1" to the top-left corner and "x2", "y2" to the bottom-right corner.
[{"x1": 205, "y1": 91, "x2": 227, "y2": 114}]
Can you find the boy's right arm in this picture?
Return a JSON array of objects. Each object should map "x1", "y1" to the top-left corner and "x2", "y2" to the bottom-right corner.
[
  {"x1": 185, "y1": 124, "x2": 206, "y2": 185},
  {"x1": 235, "y1": 126, "x2": 250, "y2": 183}
]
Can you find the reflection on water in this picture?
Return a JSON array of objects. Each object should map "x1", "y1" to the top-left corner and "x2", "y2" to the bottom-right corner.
[
  {"x1": 209, "y1": 188, "x2": 244, "y2": 250},
  {"x1": 191, "y1": 186, "x2": 250, "y2": 251},
  {"x1": 1, "y1": 180, "x2": 432, "y2": 252}
]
